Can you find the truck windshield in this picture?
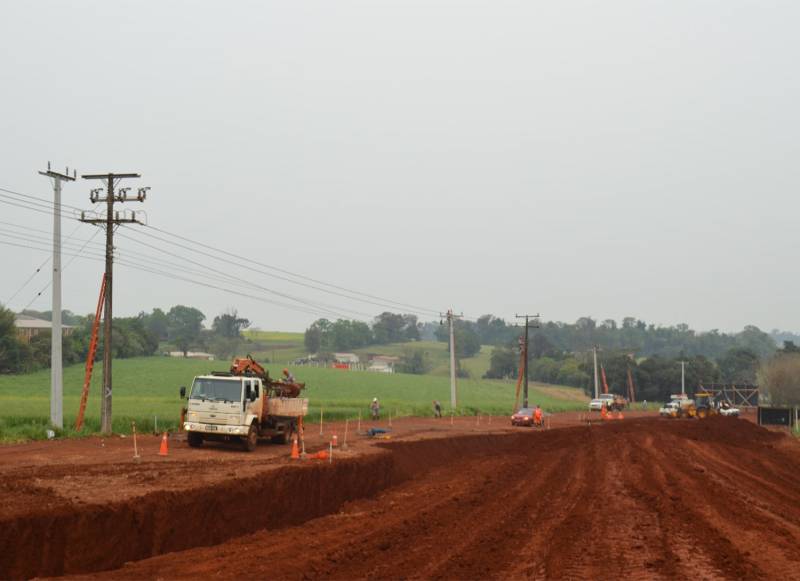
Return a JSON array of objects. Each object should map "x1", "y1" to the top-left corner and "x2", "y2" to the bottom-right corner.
[{"x1": 190, "y1": 378, "x2": 242, "y2": 403}]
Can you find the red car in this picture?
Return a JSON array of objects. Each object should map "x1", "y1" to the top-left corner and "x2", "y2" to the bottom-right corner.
[{"x1": 511, "y1": 407, "x2": 540, "y2": 427}]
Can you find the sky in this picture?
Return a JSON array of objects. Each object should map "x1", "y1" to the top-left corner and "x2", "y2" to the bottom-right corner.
[{"x1": 1, "y1": 0, "x2": 798, "y2": 333}]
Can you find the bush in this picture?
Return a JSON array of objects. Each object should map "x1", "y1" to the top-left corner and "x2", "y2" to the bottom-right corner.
[{"x1": 759, "y1": 354, "x2": 800, "y2": 407}]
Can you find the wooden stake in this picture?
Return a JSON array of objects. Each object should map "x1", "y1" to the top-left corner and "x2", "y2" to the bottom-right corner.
[
  {"x1": 344, "y1": 418, "x2": 349, "y2": 448},
  {"x1": 357, "y1": 409, "x2": 361, "y2": 434},
  {"x1": 132, "y1": 421, "x2": 140, "y2": 460},
  {"x1": 319, "y1": 408, "x2": 323, "y2": 436}
]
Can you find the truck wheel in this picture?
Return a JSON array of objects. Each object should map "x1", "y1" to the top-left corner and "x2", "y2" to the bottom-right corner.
[
  {"x1": 243, "y1": 423, "x2": 258, "y2": 452},
  {"x1": 187, "y1": 432, "x2": 203, "y2": 447},
  {"x1": 271, "y1": 425, "x2": 295, "y2": 445}
]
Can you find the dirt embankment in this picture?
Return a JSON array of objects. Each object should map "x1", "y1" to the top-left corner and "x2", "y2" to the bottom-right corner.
[
  {"x1": 73, "y1": 418, "x2": 800, "y2": 581},
  {"x1": 2, "y1": 414, "x2": 799, "y2": 580}
]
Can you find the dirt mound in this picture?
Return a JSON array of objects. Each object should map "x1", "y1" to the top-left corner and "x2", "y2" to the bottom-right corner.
[
  {"x1": 75, "y1": 418, "x2": 800, "y2": 580},
  {"x1": 3, "y1": 415, "x2": 799, "y2": 580}
]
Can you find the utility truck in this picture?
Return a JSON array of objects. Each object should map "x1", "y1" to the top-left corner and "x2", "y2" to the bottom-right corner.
[{"x1": 181, "y1": 356, "x2": 308, "y2": 451}]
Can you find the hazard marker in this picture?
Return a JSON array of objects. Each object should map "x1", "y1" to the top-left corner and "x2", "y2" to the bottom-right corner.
[{"x1": 158, "y1": 432, "x2": 169, "y2": 456}]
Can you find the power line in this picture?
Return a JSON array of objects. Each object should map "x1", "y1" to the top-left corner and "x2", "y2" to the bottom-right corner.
[
  {"x1": 1, "y1": 183, "x2": 452, "y2": 320},
  {"x1": 146, "y1": 223, "x2": 442, "y2": 315},
  {"x1": 18, "y1": 229, "x2": 105, "y2": 311},
  {"x1": 0, "y1": 185, "x2": 86, "y2": 213},
  {"x1": 131, "y1": 225, "x2": 440, "y2": 318},
  {"x1": 0, "y1": 237, "x2": 357, "y2": 320},
  {"x1": 115, "y1": 231, "x2": 373, "y2": 320}
]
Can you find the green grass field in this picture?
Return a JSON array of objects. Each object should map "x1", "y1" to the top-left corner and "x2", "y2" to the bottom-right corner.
[
  {"x1": 0, "y1": 355, "x2": 587, "y2": 442},
  {"x1": 243, "y1": 329, "x2": 307, "y2": 363}
]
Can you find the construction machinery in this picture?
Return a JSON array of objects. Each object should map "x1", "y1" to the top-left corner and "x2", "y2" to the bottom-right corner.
[
  {"x1": 659, "y1": 395, "x2": 696, "y2": 418},
  {"x1": 181, "y1": 356, "x2": 308, "y2": 451},
  {"x1": 694, "y1": 390, "x2": 719, "y2": 419}
]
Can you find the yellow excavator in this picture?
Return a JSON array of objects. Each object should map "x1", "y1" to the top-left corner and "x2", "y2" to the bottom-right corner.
[{"x1": 694, "y1": 391, "x2": 719, "y2": 419}]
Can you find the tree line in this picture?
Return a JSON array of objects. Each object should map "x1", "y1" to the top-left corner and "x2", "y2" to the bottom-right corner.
[
  {"x1": 0, "y1": 303, "x2": 252, "y2": 374},
  {"x1": 304, "y1": 312, "x2": 421, "y2": 353}
]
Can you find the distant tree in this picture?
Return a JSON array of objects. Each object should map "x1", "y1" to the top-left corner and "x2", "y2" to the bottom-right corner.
[
  {"x1": 718, "y1": 348, "x2": 760, "y2": 384},
  {"x1": 304, "y1": 320, "x2": 324, "y2": 353},
  {"x1": 143, "y1": 308, "x2": 169, "y2": 341},
  {"x1": 453, "y1": 323, "x2": 481, "y2": 358},
  {"x1": 167, "y1": 306, "x2": 205, "y2": 356},
  {"x1": 780, "y1": 340, "x2": 800, "y2": 354},
  {"x1": 212, "y1": 309, "x2": 250, "y2": 339},
  {"x1": 735, "y1": 325, "x2": 777, "y2": 359},
  {"x1": 372, "y1": 312, "x2": 407, "y2": 344},
  {"x1": 0, "y1": 304, "x2": 30, "y2": 374},
  {"x1": 396, "y1": 348, "x2": 432, "y2": 375},
  {"x1": 759, "y1": 354, "x2": 800, "y2": 407},
  {"x1": 484, "y1": 345, "x2": 518, "y2": 379},
  {"x1": 402, "y1": 315, "x2": 421, "y2": 341}
]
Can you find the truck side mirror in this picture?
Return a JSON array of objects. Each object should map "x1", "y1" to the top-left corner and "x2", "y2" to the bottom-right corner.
[{"x1": 179, "y1": 386, "x2": 186, "y2": 399}]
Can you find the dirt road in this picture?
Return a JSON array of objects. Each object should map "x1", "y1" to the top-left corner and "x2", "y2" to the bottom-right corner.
[{"x1": 2, "y1": 413, "x2": 798, "y2": 579}]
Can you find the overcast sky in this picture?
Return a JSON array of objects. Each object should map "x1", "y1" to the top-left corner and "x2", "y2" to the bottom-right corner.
[{"x1": 1, "y1": 1, "x2": 798, "y2": 332}]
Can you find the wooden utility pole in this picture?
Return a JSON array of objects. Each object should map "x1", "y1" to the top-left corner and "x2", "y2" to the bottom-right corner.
[
  {"x1": 38, "y1": 162, "x2": 76, "y2": 429},
  {"x1": 515, "y1": 314, "x2": 540, "y2": 409},
  {"x1": 80, "y1": 173, "x2": 148, "y2": 434}
]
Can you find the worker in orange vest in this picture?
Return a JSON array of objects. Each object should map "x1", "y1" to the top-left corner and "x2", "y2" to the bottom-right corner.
[{"x1": 533, "y1": 405, "x2": 543, "y2": 427}]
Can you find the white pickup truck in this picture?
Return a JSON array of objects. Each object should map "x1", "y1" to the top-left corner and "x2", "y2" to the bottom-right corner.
[{"x1": 182, "y1": 373, "x2": 308, "y2": 451}]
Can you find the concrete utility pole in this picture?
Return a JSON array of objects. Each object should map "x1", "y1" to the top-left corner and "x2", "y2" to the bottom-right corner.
[
  {"x1": 440, "y1": 309, "x2": 463, "y2": 409},
  {"x1": 38, "y1": 162, "x2": 76, "y2": 429},
  {"x1": 680, "y1": 360, "x2": 687, "y2": 397},
  {"x1": 80, "y1": 173, "x2": 149, "y2": 434},
  {"x1": 515, "y1": 314, "x2": 540, "y2": 409},
  {"x1": 592, "y1": 346, "x2": 600, "y2": 400}
]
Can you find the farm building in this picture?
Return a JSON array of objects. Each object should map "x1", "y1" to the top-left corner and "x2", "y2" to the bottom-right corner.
[
  {"x1": 368, "y1": 355, "x2": 400, "y2": 373},
  {"x1": 167, "y1": 351, "x2": 216, "y2": 360},
  {"x1": 14, "y1": 314, "x2": 74, "y2": 343},
  {"x1": 333, "y1": 352, "x2": 360, "y2": 364}
]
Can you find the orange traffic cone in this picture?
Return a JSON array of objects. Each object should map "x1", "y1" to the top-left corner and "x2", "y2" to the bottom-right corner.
[
  {"x1": 291, "y1": 436, "x2": 300, "y2": 459},
  {"x1": 601, "y1": 405, "x2": 609, "y2": 421},
  {"x1": 158, "y1": 432, "x2": 169, "y2": 456},
  {"x1": 331, "y1": 433, "x2": 338, "y2": 448}
]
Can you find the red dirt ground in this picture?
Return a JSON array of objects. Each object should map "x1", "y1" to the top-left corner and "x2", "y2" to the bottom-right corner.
[{"x1": 2, "y1": 411, "x2": 798, "y2": 580}]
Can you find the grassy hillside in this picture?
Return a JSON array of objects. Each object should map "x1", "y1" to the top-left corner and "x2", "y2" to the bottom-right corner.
[
  {"x1": 244, "y1": 329, "x2": 307, "y2": 363},
  {"x1": 0, "y1": 355, "x2": 587, "y2": 442},
  {"x1": 352, "y1": 341, "x2": 494, "y2": 378},
  {"x1": 244, "y1": 331, "x2": 495, "y2": 379}
]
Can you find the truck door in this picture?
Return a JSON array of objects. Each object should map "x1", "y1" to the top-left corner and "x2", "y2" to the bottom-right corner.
[{"x1": 244, "y1": 379, "x2": 261, "y2": 419}]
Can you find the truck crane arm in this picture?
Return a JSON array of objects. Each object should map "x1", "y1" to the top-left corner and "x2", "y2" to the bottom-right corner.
[{"x1": 229, "y1": 355, "x2": 305, "y2": 398}]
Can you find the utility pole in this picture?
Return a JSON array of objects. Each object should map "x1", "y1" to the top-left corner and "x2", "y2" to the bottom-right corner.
[
  {"x1": 515, "y1": 314, "x2": 540, "y2": 409},
  {"x1": 80, "y1": 173, "x2": 149, "y2": 434},
  {"x1": 38, "y1": 162, "x2": 76, "y2": 429},
  {"x1": 592, "y1": 346, "x2": 600, "y2": 400},
  {"x1": 440, "y1": 309, "x2": 463, "y2": 409},
  {"x1": 680, "y1": 360, "x2": 687, "y2": 397}
]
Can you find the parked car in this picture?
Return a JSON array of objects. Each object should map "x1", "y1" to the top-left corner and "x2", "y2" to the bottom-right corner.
[{"x1": 511, "y1": 408, "x2": 535, "y2": 426}]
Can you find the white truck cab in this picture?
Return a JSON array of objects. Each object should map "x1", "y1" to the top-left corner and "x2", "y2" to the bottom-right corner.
[{"x1": 182, "y1": 373, "x2": 307, "y2": 451}]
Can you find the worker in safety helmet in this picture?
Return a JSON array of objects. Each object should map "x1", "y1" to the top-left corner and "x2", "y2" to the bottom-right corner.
[
  {"x1": 533, "y1": 405, "x2": 543, "y2": 427},
  {"x1": 282, "y1": 368, "x2": 296, "y2": 383},
  {"x1": 370, "y1": 397, "x2": 381, "y2": 420}
]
